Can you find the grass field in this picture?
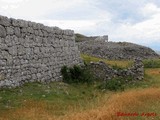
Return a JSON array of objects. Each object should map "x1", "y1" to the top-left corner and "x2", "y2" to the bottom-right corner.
[{"x1": 0, "y1": 56, "x2": 160, "y2": 120}]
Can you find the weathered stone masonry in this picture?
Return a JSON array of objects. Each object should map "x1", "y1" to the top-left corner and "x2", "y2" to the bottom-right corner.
[
  {"x1": 0, "y1": 15, "x2": 82, "y2": 88},
  {"x1": 88, "y1": 58, "x2": 144, "y2": 81}
]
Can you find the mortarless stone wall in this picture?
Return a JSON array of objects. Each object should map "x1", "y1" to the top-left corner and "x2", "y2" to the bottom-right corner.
[
  {"x1": 88, "y1": 58, "x2": 144, "y2": 81},
  {"x1": 0, "y1": 15, "x2": 82, "y2": 88}
]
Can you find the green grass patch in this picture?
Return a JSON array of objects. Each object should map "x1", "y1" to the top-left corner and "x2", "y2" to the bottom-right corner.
[
  {"x1": 0, "y1": 82, "x2": 104, "y2": 117},
  {"x1": 143, "y1": 59, "x2": 160, "y2": 68},
  {"x1": 75, "y1": 33, "x2": 87, "y2": 42}
]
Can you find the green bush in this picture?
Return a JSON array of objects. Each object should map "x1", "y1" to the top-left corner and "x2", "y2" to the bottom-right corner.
[
  {"x1": 61, "y1": 65, "x2": 94, "y2": 84},
  {"x1": 98, "y1": 78, "x2": 124, "y2": 91},
  {"x1": 98, "y1": 76, "x2": 133, "y2": 91},
  {"x1": 61, "y1": 66, "x2": 71, "y2": 83},
  {"x1": 143, "y1": 59, "x2": 160, "y2": 68}
]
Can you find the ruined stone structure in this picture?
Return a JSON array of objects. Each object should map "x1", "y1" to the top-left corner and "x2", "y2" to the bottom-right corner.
[
  {"x1": 0, "y1": 15, "x2": 82, "y2": 88},
  {"x1": 88, "y1": 58, "x2": 144, "y2": 81},
  {"x1": 95, "y1": 35, "x2": 108, "y2": 42},
  {"x1": 78, "y1": 41, "x2": 160, "y2": 60}
]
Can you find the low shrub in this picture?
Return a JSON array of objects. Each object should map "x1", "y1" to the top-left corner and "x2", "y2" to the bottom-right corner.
[
  {"x1": 98, "y1": 78, "x2": 125, "y2": 91},
  {"x1": 61, "y1": 65, "x2": 94, "y2": 84}
]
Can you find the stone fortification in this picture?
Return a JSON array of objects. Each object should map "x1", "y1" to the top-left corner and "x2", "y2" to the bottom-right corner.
[{"x1": 0, "y1": 15, "x2": 82, "y2": 88}]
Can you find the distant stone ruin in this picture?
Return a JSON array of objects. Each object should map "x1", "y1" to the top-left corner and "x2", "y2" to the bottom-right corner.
[
  {"x1": 95, "y1": 35, "x2": 108, "y2": 42},
  {"x1": 0, "y1": 15, "x2": 82, "y2": 88}
]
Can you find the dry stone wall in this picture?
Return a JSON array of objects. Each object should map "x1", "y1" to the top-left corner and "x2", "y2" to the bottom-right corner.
[
  {"x1": 88, "y1": 58, "x2": 144, "y2": 81},
  {"x1": 0, "y1": 15, "x2": 82, "y2": 88}
]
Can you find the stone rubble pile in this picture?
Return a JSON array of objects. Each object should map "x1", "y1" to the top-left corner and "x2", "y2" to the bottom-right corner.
[{"x1": 0, "y1": 15, "x2": 82, "y2": 88}]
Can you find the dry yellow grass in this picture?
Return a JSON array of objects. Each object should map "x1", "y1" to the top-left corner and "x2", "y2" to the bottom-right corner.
[
  {"x1": 145, "y1": 68, "x2": 160, "y2": 75},
  {"x1": 1, "y1": 88, "x2": 159, "y2": 120},
  {"x1": 81, "y1": 54, "x2": 133, "y2": 68},
  {"x1": 62, "y1": 88, "x2": 160, "y2": 120},
  {"x1": 0, "y1": 100, "x2": 54, "y2": 120}
]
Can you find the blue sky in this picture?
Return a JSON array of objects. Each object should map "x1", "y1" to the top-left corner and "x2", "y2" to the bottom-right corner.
[{"x1": 0, "y1": 0, "x2": 160, "y2": 51}]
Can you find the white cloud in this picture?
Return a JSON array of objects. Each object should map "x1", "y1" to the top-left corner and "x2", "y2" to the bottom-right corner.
[
  {"x1": 0, "y1": 0, "x2": 25, "y2": 3},
  {"x1": 141, "y1": 3, "x2": 160, "y2": 17},
  {"x1": 35, "y1": 20, "x2": 96, "y2": 30},
  {"x1": 0, "y1": 0, "x2": 93, "y2": 19},
  {"x1": 34, "y1": 19, "x2": 111, "y2": 36},
  {"x1": 1, "y1": 5, "x2": 19, "y2": 10}
]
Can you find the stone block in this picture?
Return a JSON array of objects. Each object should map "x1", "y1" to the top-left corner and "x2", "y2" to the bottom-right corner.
[
  {"x1": 28, "y1": 21, "x2": 33, "y2": 27},
  {"x1": 6, "y1": 27, "x2": 14, "y2": 35},
  {"x1": 5, "y1": 35, "x2": 12, "y2": 46},
  {"x1": 38, "y1": 30, "x2": 43, "y2": 36},
  {"x1": 14, "y1": 27, "x2": 21, "y2": 37},
  {"x1": 17, "y1": 45, "x2": 25, "y2": 55},
  {"x1": 0, "y1": 15, "x2": 11, "y2": 26},
  {"x1": 34, "y1": 30, "x2": 39, "y2": 36},
  {"x1": 0, "y1": 25, "x2": 6, "y2": 37},
  {"x1": 21, "y1": 28, "x2": 27, "y2": 33},
  {"x1": 34, "y1": 47, "x2": 40, "y2": 54},
  {"x1": 27, "y1": 27, "x2": 34, "y2": 33},
  {"x1": 11, "y1": 18, "x2": 19, "y2": 26},
  {"x1": 18, "y1": 20, "x2": 28, "y2": 28},
  {"x1": 8, "y1": 46, "x2": 17, "y2": 55},
  {"x1": 32, "y1": 74, "x2": 37, "y2": 80}
]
